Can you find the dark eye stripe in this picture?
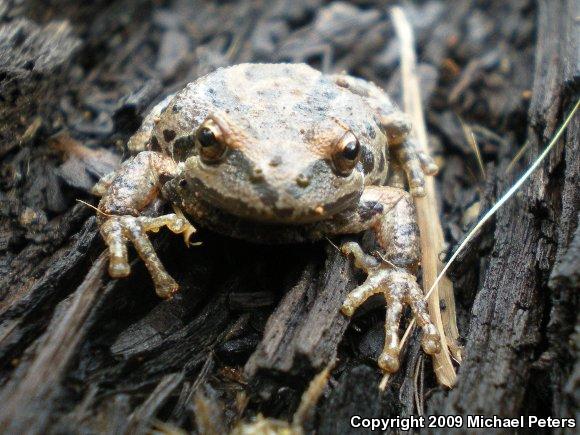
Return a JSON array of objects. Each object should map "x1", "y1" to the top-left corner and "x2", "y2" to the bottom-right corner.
[
  {"x1": 361, "y1": 146, "x2": 375, "y2": 174},
  {"x1": 173, "y1": 135, "x2": 195, "y2": 161}
]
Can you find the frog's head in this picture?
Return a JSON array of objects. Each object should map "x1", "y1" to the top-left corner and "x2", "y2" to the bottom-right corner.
[{"x1": 182, "y1": 112, "x2": 365, "y2": 224}]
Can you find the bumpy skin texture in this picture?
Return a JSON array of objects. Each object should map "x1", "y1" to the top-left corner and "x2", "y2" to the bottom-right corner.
[{"x1": 96, "y1": 63, "x2": 440, "y2": 373}]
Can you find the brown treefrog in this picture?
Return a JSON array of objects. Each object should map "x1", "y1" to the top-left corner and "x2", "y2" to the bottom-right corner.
[{"x1": 94, "y1": 63, "x2": 440, "y2": 373}]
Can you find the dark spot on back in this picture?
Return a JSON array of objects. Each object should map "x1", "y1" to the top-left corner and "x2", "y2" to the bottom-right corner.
[
  {"x1": 172, "y1": 105, "x2": 181, "y2": 113},
  {"x1": 163, "y1": 129, "x2": 176, "y2": 142},
  {"x1": 173, "y1": 134, "x2": 196, "y2": 161},
  {"x1": 366, "y1": 123, "x2": 377, "y2": 139},
  {"x1": 150, "y1": 135, "x2": 161, "y2": 151},
  {"x1": 361, "y1": 147, "x2": 375, "y2": 174}
]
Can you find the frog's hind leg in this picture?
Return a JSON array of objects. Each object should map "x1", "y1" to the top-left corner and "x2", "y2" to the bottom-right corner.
[
  {"x1": 335, "y1": 186, "x2": 440, "y2": 373},
  {"x1": 98, "y1": 151, "x2": 195, "y2": 298},
  {"x1": 330, "y1": 73, "x2": 438, "y2": 196}
]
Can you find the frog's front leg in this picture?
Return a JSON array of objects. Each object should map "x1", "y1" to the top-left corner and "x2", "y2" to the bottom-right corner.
[
  {"x1": 331, "y1": 185, "x2": 440, "y2": 373},
  {"x1": 97, "y1": 151, "x2": 195, "y2": 298}
]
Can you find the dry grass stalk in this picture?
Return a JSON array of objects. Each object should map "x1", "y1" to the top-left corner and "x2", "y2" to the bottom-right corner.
[
  {"x1": 505, "y1": 140, "x2": 531, "y2": 173},
  {"x1": 391, "y1": 6, "x2": 459, "y2": 388},
  {"x1": 459, "y1": 117, "x2": 486, "y2": 179},
  {"x1": 292, "y1": 363, "x2": 333, "y2": 427}
]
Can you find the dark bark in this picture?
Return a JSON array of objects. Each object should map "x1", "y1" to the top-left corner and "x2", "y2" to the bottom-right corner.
[
  {"x1": 244, "y1": 248, "x2": 354, "y2": 392},
  {"x1": 428, "y1": 0, "x2": 579, "y2": 427},
  {"x1": 0, "y1": 0, "x2": 577, "y2": 434}
]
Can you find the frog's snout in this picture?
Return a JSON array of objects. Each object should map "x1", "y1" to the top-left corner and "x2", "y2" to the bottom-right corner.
[
  {"x1": 248, "y1": 162, "x2": 312, "y2": 190},
  {"x1": 245, "y1": 164, "x2": 320, "y2": 219}
]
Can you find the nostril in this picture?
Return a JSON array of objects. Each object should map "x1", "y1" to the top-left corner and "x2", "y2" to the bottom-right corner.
[
  {"x1": 250, "y1": 167, "x2": 265, "y2": 183},
  {"x1": 296, "y1": 174, "x2": 310, "y2": 187}
]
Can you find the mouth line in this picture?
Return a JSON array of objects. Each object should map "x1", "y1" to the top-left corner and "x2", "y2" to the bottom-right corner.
[{"x1": 190, "y1": 180, "x2": 360, "y2": 225}]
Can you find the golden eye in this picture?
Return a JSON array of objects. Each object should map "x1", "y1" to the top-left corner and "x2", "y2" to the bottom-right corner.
[
  {"x1": 332, "y1": 131, "x2": 360, "y2": 176},
  {"x1": 196, "y1": 120, "x2": 226, "y2": 163}
]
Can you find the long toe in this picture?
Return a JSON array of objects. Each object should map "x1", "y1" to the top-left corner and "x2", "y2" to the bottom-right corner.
[
  {"x1": 378, "y1": 350, "x2": 400, "y2": 373},
  {"x1": 154, "y1": 274, "x2": 179, "y2": 299},
  {"x1": 109, "y1": 261, "x2": 130, "y2": 278},
  {"x1": 101, "y1": 218, "x2": 130, "y2": 279},
  {"x1": 421, "y1": 323, "x2": 441, "y2": 355}
]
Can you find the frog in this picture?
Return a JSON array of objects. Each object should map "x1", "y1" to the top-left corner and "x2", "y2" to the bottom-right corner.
[{"x1": 94, "y1": 63, "x2": 440, "y2": 373}]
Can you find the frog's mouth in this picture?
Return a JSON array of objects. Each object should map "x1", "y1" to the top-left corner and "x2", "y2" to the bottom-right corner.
[{"x1": 185, "y1": 175, "x2": 362, "y2": 225}]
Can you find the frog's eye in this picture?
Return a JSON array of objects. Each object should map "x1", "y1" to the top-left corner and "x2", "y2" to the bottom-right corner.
[
  {"x1": 196, "y1": 120, "x2": 227, "y2": 163},
  {"x1": 332, "y1": 131, "x2": 361, "y2": 176}
]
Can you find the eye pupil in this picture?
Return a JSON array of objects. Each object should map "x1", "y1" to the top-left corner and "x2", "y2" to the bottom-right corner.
[
  {"x1": 332, "y1": 132, "x2": 360, "y2": 176},
  {"x1": 342, "y1": 140, "x2": 360, "y2": 160},
  {"x1": 196, "y1": 122, "x2": 226, "y2": 163},
  {"x1": 197, "y1": 128, "x2": 216, "y2": 147}
]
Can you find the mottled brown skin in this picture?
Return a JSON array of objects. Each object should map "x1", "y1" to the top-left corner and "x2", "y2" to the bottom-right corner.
[{"x1": 95, "y1": 63, "x2": 440, "y2": 373}]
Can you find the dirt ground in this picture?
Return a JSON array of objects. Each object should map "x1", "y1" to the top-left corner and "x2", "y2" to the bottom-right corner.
[{"x1": 0, "y1": 0, "x2": 578, "y2": 434}]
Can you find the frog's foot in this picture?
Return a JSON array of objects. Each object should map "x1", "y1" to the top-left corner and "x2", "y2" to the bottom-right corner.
[
  {"x1": 391, "y1": 138, "x2": 438, "y2": 197},
  {"x1": 100, "y1": 213, "x2": 195, "y2": 298},
  {"x1": 340, "y1": 241, "x2": 440, "y2": 373}
]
